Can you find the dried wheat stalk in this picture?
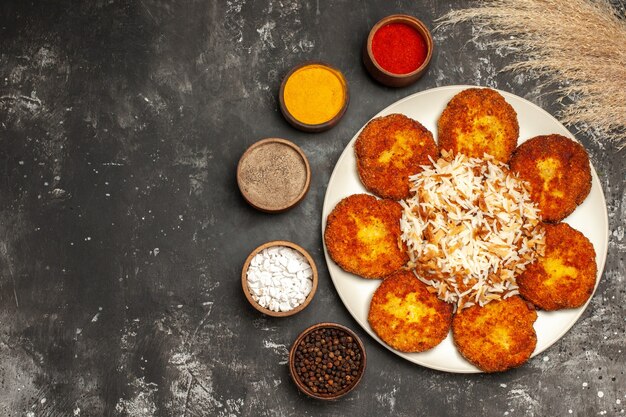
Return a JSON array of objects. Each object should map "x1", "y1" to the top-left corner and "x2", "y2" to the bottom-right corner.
[{"x1": 437, "y1": 0, "x2": 626, "y2": 146}]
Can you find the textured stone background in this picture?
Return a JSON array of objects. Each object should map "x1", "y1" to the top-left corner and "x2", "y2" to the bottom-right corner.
[{"x1": 0, "y1": 1, "x2": 624, "y2": 416}]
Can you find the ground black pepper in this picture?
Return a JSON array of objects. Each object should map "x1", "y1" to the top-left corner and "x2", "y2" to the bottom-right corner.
[
  {"x1": 238, "y1": 142, "x2": 307, "y2": 211},
  {"x1": 293, "y1": 327, "x2": 363, "y2": 396}
]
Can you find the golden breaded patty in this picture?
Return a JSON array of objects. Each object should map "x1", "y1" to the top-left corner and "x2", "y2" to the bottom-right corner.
[
  {"x1": 324, "y1": 194, "x2": 408, "y2": 279},
  {"x1": 355, "y1": 113, "x2": 438, "y2": 200},
  {"x1": 438, "y1": 88, "x2": 519, "y2": 162},
  {"x1": 368, "y1": 270, "x2": 453, "y2": 352},
  {"x1": 510, "y1": 134, "x2": 592, "y2": 222},
  {"x1": 517, "y1": 223, "x2": 597, "y2": 311},
  {"x1": 452, "y1": 296, "x2": 537, "y2": 372}
]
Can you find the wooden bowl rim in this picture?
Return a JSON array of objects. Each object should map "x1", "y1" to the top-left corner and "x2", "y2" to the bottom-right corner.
[
  {"x1": 288, "y1": 322, "x2": 367, "y2": 400},
  {"x1": 236, "y1": 138, "x2": 311, "y2": 213},
  {"x1": 365, "y1": 14, "x2": 434, "y2": 79},
  {"x1": 279, "y1": 61, "x2": 350, "y2": 133},
  {"x1": 241, "y1": 240, "x2": 318, "y2": 317}
]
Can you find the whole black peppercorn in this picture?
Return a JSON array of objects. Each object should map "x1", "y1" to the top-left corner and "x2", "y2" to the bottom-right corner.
[{"x1": 292, "y1": 326, "x2": 364, "y2": 398}]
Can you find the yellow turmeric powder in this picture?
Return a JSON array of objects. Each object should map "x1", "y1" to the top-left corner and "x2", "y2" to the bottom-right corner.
[{"x1": 283, "y1": 64, "x2": 347, "y2": 126}]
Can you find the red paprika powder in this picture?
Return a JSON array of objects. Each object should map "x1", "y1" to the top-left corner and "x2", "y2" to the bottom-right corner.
[{"x1": 371, "y1": 23, "x2": 427, "y2": 74}]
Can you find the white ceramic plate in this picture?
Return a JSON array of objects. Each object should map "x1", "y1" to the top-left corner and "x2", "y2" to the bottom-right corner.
[{"x1": 321, "y1": 85, "x2": 609, "y2": 373}]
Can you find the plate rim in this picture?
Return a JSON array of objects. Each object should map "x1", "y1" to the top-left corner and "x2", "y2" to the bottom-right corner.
[{"x1": 321, "y1": 84, "x2": 609, "y2": 373}]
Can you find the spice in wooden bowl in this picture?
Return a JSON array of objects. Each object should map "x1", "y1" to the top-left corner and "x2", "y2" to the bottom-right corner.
[
  {"x1": 289, "y1": 322, "x2": 366, "y2": 400},
  {"x1": 279, "y1": 62, "x2": 349, "y2": 132},
  {"x1": 242, "y1": 240, "x2": 318, "y2": 317},
  {"x1": 237, "y1": 138, "x2": 311, "y2": 213},
  {"x1": 363, "y1": 14, "x2": 433, "y2": 87}
]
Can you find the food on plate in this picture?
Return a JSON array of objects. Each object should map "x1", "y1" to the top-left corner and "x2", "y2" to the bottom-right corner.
[
  {"x1": 355, "y1": 113, "x2": 438, "y2": 200},
  {"x1": 324, "y1": 194, "x2": 408, "y2": 279},
  {"x1": 368, "y1": 270, "x2": 453, "y2": 352},
  {"x1": 399, "y1": 150, "x2": 545, "y2": 309},
  {"x1": 438, "y1": 88, "x2": 519, "y2": 163},
  {"x1": 509, "y1": 134, "x2": 592, "y2": 222},
  {"x1": 452, "y1": 296, "x2": 537, "y2": 372},
  {"x1": 517, "y1": 222, "x2": 597, "y2": 311},
  {"x1": 324, "y1": 86, "x2": 602, "y2": 372}
]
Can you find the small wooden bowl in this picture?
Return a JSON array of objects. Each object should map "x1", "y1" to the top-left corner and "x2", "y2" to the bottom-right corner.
[
  {"x1": 242, "y1": 240, "x2": 318, "y2": 317},
  {"x1": 289, "y1": 322, "x2": 367, "y2": 400},
  {"x1": 363, "y1": 14, "x2": 433, "y2": 87},
  {"x1": 279, "y1": 61, "x2": 349, "y2": 133},
  {"x1": 237, "y1": 138, "x2": 311, "y2": 213}
]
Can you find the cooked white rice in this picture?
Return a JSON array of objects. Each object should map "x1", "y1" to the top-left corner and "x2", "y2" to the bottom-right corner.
[{"x1": 400, "y1": 151, "x2": 545, "y2": 309}]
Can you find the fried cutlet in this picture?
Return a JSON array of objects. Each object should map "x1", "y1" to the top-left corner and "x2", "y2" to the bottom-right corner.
[
  {"x1": 324, "y1": 194, "x2": 408, "y2": 279},
  {"x1": 368, "y1": 270, "x2": 453, "y2": 352},
  {"x1": 517, "y1": 223, "x2": 597, "y2": 311},
  {"x1": 452, "y1": 296, "x2": 537, "y2": 372},
  {"x1": 510, "y1": 134, "x2": 592, "y2": 222},
  {"x1": 355, "y1": 113, "x2": 438, "y2": 200},
  {"x1": 438, "y1": 88, "x2": 519, "y2": 163}
]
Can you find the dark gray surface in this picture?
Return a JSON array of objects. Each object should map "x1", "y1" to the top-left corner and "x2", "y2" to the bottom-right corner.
[{"x1": 0, "y1": 1, "x2": 624, "y2": 416}]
